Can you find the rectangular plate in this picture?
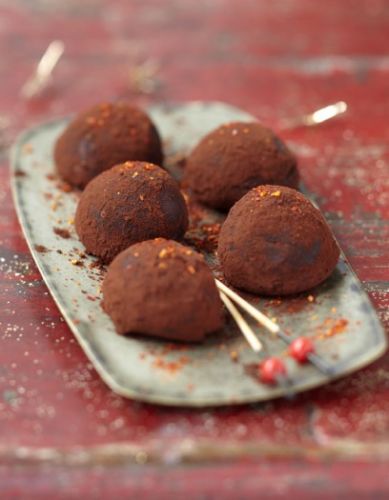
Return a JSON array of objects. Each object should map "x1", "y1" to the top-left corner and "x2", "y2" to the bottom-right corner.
[{"x1": 10, "y1": 101, "x2": 387, "y2": 406}]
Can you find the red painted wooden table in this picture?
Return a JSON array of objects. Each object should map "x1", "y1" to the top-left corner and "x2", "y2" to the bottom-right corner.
[{"x1": 0, "y1": 1, "x2": 388, "y2": 497}]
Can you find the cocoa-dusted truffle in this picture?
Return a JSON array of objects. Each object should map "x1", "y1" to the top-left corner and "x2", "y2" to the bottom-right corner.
[
  {"x1": 55, "y1": 102, "x2": 163, "y2": 188},
  {"x1": 183, "y1": 122, "x2": 298, "y2": 211},
  {"x1": 75, "y1": 162, "x2": 188, "y2": 263},
  {"x1": 218, "y1": 185, "x2": 339, "y2": 295},
  {"x1": 102, "y1": 239, "x2": 224, "y2": 341}
]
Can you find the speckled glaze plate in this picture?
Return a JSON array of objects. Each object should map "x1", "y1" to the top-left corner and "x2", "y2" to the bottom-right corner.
[{"x1": 10, "y1": 101, "x2": 387, "y2": 406}]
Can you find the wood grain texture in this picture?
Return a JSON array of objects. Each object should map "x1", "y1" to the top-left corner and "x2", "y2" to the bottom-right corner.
[{"x1": 0, "y1": 0, "x2": 388, "y2": 497}]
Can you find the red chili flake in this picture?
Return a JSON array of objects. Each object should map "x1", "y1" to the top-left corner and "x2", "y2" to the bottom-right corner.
[
  {"x1": 325, "y1": 318, "x2": 348, "y2": 337},
  {"x1": 50, "y1": 199, "x2": 62, "y2": 211},
  {"x1": 259, "y1": 357, "x2": 286, "y2": 384},
  {"x1": 187, "y1": 265, "x2": 196, "y2": 275},
  {"x1": 22, "y1": 143, "x2": 33, "y2": 154},
  {"x1": 159, "y1": 248, "x2": 168, "y2": 258},
  {"x1": 289, "y1": 337, "x2": 314, "y2": 363},
  {"x1": 152, "y1": 356, "x2": 189, "y2": 374},
  {"x1": 56, "y1": 181, "x2": 73, "y2": 193},
  {"x1": 316, "y1": 318, "x2": 349, "y2": 339},
  {"x1": 230, "y1": 350, "x2": 239, "y2": 362}
]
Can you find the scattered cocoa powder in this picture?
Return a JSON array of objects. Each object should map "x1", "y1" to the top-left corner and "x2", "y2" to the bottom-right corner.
[{"x1": 53, "y1": 227, "x2": 71, "y2": 239}]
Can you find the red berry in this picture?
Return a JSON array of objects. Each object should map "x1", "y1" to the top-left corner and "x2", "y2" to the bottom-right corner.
[
  {"x1": 259, "y1": 357, "x2": 286, "y2": 384},
  {"x1": 289, "y1": 337, "x2": 314, "y2": 363}
]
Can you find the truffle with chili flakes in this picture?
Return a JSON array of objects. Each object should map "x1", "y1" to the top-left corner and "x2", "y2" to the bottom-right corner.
[
  {"x1": 75, "y1": 162, "x2": 188, "y2": 263},
  {"x1": 183, "y1": 122, "x2": 299, "y2": 210},
  {"x1": 102, "y1": 239, "x2": 224, "y2": 341},
  {"x1": 55, "y1": 102, "x2": 163, "y2": 188},
  {"x1": 217, "y1": 185, "x2": 339, "y2": 295}
]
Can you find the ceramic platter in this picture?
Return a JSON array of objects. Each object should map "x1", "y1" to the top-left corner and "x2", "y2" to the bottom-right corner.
[{"x1": 11, "y1": 101, "x2": 387, "y2": 407}]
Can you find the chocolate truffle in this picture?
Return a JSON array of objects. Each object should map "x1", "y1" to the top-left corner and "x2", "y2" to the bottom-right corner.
[
  {"x1": 183, "y1": 122, "x2": 298, "y2": 210},
  {"x1": 102, "y1": 239, "x2": 224, "y2": 341},
  {"x1": 55, "y1": 102, "x2": 163, "y2": 188},
  {"x1": 75, "y1": 162, "x2": 188, "y2": 263},
  {"x1": 218, "y1": 185, "x2": 339, "y2": 295}
]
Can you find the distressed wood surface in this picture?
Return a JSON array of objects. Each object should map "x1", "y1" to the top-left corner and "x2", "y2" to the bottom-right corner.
[{"x1": 0, "y1": 0, "x2": 388, "y2": 497}]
